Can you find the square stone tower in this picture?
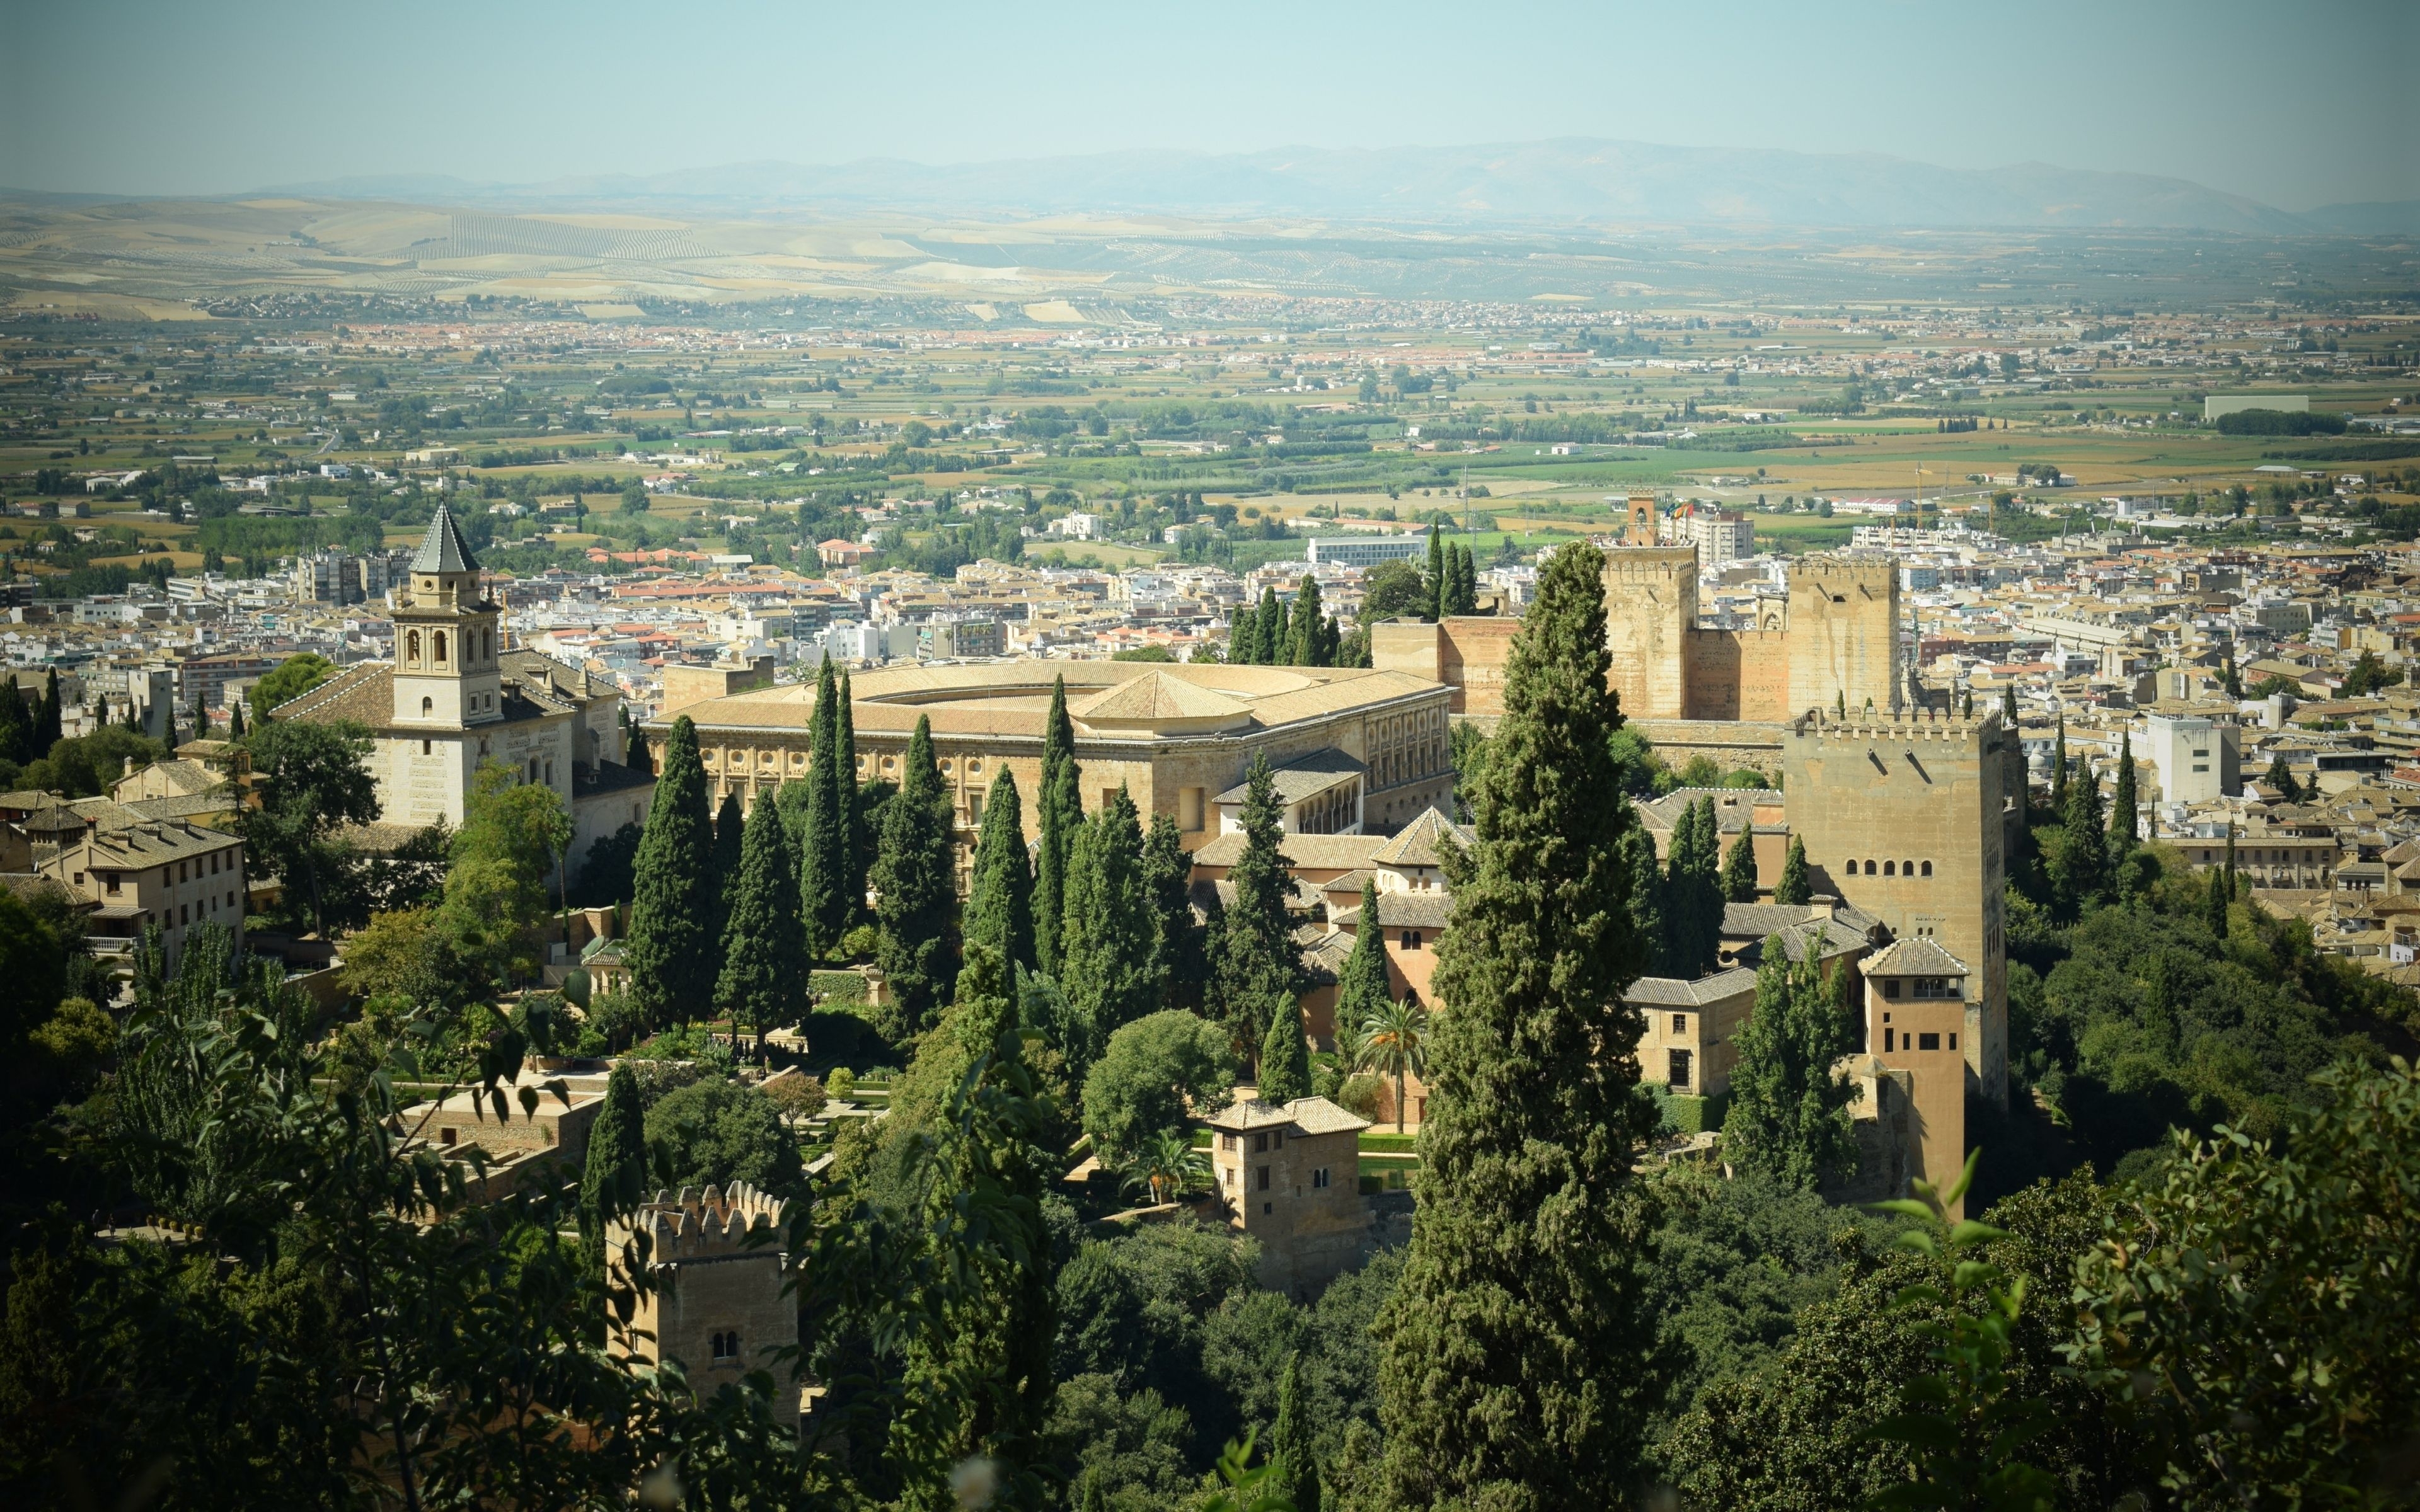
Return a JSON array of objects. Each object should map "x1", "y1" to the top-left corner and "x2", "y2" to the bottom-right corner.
[
  {"x1": 1600, "y1": 546, "x2": 1700, "y2": 719},
  {"x1": 1782, "y1": 707, "x2": 2009, "y2": 1108},
  {"x1": 1785, "y1": 556, "x2": 1901, "y2": 718},
  {"x1": 607, "y1": 1183, "x2": 798, "y2": 1399},
  {"x1": 391, "y1": 504, "x2": 505, "y2": 730}
]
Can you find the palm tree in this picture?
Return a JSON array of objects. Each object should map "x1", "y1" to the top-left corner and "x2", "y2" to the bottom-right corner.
[
  {"x1": 1361, "y1": 992, "x2": 1431, "y2": 1134},
  {"x1": 1122, "y1": 1126, "x2": 1211, "y2": 1208}
]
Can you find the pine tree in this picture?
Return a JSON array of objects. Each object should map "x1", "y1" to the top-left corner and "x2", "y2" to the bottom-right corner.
[
  {"x1": 1270, "y1": 1349, "x2": 1322, "y2": 1512},
  {"x1": 626, "y1": 714, "x2": 716, "y2": 1026},
  {"x1": 1720, "y1": 936, "x2": 1858, "y2": 1188},
  {"x1": 1057, "y1": 786, "x2": 1155, "y2": 1077},
  {"x1": 837, "y1": 670, "x2": 868, "y2": 928},
  {"x1": 1720, "y1": 822, "x2": 1760, "y2": 903},
  {"x1": 1773, "y1": 833, "x2": 1812, "y2": 906},
  {"x1": 1425, "y1": 523, "x2": 1445, "y2": 621},
  {"x1": 1034, "y1": 675, "x2": 1081, "y2": 976},
  {"x1": 873, "y1": 715, "x2": 957, "y2": 1039},
  {"x1": 2110, "y1": 730, "x2": 2140, "y2": 865},
  {"x1": 717, "y1": 794, "x2": 807, "y2": 1057},
  {"x1": 1139, "y1": 813, "x2": 1202, "y2": 1012},
  {"x1": 1335, "y1": 878, "x2": 1393, "y2": 1043},
  {"x1": 1373, "y1": 541, "x2": 1662, "y2": 1508},
  {"x1": 579, "y1": 1062, "x2": 647, "y2": 1239},
  {"x1": 798, "y1": 661, "x2": 850, "y2": 956},
  {"x1": 2051, "y1": 755, "x2": 2109, "y2": 916},
  {"x1": 708, "y1": 789, "x2": 744, "y2": 946},
  {"x1": 965, "y1": 765, "x2": 1035, "y2": 972},
  {"x1": 1258, "y1": 992, "x2": 1313, "y2": 1102},
  {"x1": 1216, "y1": 751, "x2": 1303, "y2": 1053}
]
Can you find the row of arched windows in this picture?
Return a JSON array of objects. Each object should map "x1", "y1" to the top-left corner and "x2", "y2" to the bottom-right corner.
[
  {"x1": 1848, "y1": 857, "x2": 1933, "y2": 878},
  {"x1": 403, "y1": 627, "x2": 495, "y2": 667}
]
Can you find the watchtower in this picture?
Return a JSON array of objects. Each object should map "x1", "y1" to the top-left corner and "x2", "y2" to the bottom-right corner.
[
  {"x1": 1782, "y1": 707, "x2": 2008, "y2": 1108},
  {"x1": 606, "y1": 1183, "x2": 798, "y2": 1394},
  {"x1": 1601, "y1": 546, "x2": 1699, "y2": 719},
  {"x1": 1785, "y1": 555, "x2": 1900, "y2": 718}
]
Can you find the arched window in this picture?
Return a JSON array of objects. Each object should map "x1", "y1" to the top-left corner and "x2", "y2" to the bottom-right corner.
[
  {"x1": 406, "y1": 630, "x2": 420, "y2": 663},
  {"x1": 482, "y1": 629, "x2": 493, "y2": 661},
  {"x1": 1884, "y1": 860, "x2": 1896, "y2": 876},
  {"x1": 1864, "y1": 859, "x2": 1877, "y2": 875},
  {"x1": 421, "y1": 696, "x2": 433, "y2": 718},
  {"x1": 432, "y1": 631, "x2": 448, "y2": 664},
  {"x1": 1902, "y1": 860, "x2": 1915, "y2": 876},
  {"x1": 1920, "y1": 860, "x2": 1933, "y2": 878}
]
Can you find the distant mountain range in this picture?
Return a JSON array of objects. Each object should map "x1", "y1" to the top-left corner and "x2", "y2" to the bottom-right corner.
[{"x1": 267, "y1": 138, "x2": 2416, "y2": 234}]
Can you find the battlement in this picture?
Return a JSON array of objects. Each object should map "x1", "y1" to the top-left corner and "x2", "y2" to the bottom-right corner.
[
  {"x1": 1791, "y1": 553, "x2": 1899, "y2": 583},
  {"x1": 1789, "y1": 706, "x2": 2003, "y2": 744},
  {"x1": 624, "y1": 1183, "x2": 788, "y2": 1263},
  {"x1": 1600, "y1": 545, "x2": 1698, "y2": 578}
]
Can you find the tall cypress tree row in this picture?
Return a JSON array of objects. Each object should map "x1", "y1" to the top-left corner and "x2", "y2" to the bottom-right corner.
[
  {"x1": 1661, "y1": 797, "x2": 1723, "y2": 977},
  {"x1": 1255, "y1": 586, "x2": 1283, "y2": 664},
  {"x1": 836, "y1": 670, "x2": 868, "y2": 929},
  {"x1": 1034, "y1": 675, "x2": 1081, "y2": 976},
  {"x1": 1336, "y1": 877, "x2": 1392, "y2": 1038},
  {"x1": 1270, "y1": 1349, "x2": 1322, "y2": 1512},
  {"x1": 1719, "y1": 936, "x2": 1858, "y2": 1188},
  {"x1": 1057, "y1": 786, "x2": 1155, "y2": 1078},
  {"x1": 708, "y1": 789, "x2": 745, "y2": 948},
  {"x1": 716, "y1": 794, "x2": 806, "y2": 1057},
  {"x1": 2110, "y1": 730, "x2": 2140, "y2": 866},
  {"x1": 1139, "y1": 813, "x2": 1202, "y2": 1012},
  {"x1": 1720, "y1": 822, "x2": 1760, "y2": 903},
  {"x1": 626, "y1": 714, "x2": 715, "y2": 1026},
  {"x1": 1425, "y1": 523, "x2": 1446, "y2": 620},
  {"x1": 965, "y1": 765, "x2": 1035, "y2": 972},
  {"x1": 1772, "y1": 833, "x2": 1812, "y2": 906},
  {"x1": 1373, "y1": 541, "x2": 1662, "y2": 1508},
  {"x1": 579, "y1": 1062, "x2": 647, "y2": 1240},
  {"x1": 1617, "y1": 826, "x2": 1665, "y2": 970},
  {"x1": 872, "y1": 714, "x2": 958, "y2": 1040},
  {"x1": 1288, "y1": 575, "x2": 1327, "y2": 667},
  {"x1": 1216, "y1": 751, "x2": 1303, "y2": 1053},
  {"x1": 798, "y1": 660, "x2": 849, "y2": 957}
]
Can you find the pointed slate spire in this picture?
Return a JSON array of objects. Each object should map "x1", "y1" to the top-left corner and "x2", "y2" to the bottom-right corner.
[{"x1": 411, "y1": 502, "x2": 480, "y2": 573}]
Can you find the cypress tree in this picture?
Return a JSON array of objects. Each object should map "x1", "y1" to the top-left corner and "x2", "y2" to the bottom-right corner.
[
  {"x1": 1773, "y1": 833, "x2": 1812, "y2": 906},
  {"x1": 228, "y1": 699, "x2": 246, "y2": 739},
  {"x1": 1999, "y1": 683, "x2": 2018, "y2": 730},
  {"x1": 0, "y1": 683, "x2": 30, "y2": 765},
  {"x1": 798, "y1": 661, "x2": 849, "y2": 956},
  {"x1": 1335, "y1": 878, "x2": 1393, "y2": 1043},
  {"x1": 1034, "y1": 675, "x2": 1081, "y2": 976},
  {"x1": 626, "y1": 714, "x2": 716, "y2": 1026},
  {"x1": 1720, "y1": 822, "x2": 1760, "y2": 903},
  {"x1": 2051, "y1": 755, "x2": 2109, "y2": 915},
  {"x1": 1288, "y1": 575, "x2": 1326, "y2": 667},
  {"x1": 1425, "y1": 523, "x2": 1445, "y2": 620},
  {"x1": 873, "y1": 714, "x2": 957, "y2": 1039},
  {"x1": 1662, "y1": 797, "x2": 1723, "y2": 977},
  {"x1": 2051, "y1": 713, "x2": 2069, "y2": 811},
  {"x1": 1139, "y1": 813, "x2": 1202, "y2": 1012},
  {"x1": 38, "y1": 668, "x2": 62, "y2": 755},
  {"x1": 837, "y1": 670, "x2": 867, "y2": 927},
  {"x1": 2204, "y1": 864, "x2": 2231, "y2": 939},
  {"x1": 1617, "y1": 827, "x2": 1665, "y2": 970},
  {"x1": 2224, "y1": 823, "x2": 2238, "y2": 898},
  {"x1": 717, "y1": 794, "x2": 806, "y2": 1057},
  {"x1": 1256, "y1": 586, "x2": 1283, "y2": 664},
  {"x1": 580, "y1": 1062, "x2": 647, "y2": 1239},
  {"x1": 1720, "y1": 936, "x2": 1858, "y2": 1188},
  {"x1": 1216, "y1": 751, "x2": 1303, "y2": 1053},
  {"x1": 1258, "y1": 992, "x2": 1312, "y2": 1102},
  {"x1": 1373, "y1": 541, "x2": 1662, "y2": 1508},
  {"x1": 1057, "y1": 786, "x2": 1155, "y2": 1077},
  {"x1": 708, "y1": 789, "x2": 745, "y2": 946},
  {"x1": 1270, "y1": 1349, "x2": 1322, "y2": 1512},
  {"x1": 2110, "y1": 730, "x2": 2140, "y2": 864},
  {"x1": 965, "y1": 765, "x2": 1035, "y2": 972}
]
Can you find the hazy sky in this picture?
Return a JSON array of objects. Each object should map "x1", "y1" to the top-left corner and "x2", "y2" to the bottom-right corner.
[{"x1": 4, "y1": 0, "x2": 2412, "y2": 211}]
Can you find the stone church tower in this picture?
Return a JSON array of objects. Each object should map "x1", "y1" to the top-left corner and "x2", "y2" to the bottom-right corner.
[{"x1": 391, "y1": 504, "x2": 505, "y2": 730}]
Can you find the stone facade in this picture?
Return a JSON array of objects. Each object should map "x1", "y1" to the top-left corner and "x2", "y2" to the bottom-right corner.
[
  {"x1": 608, "y1": 1183, "x2": 800, "y2": 1400},
  {"x1": 1859, "y1": 938, "x2": 1974, "y2": 1220},
  {"x1": 1373, "y1": 545, "x2": 1898, "y2": 721},
  {"x1": 1782, "y1": 709, "x2": 2010, "y2": 1108},
  {"x1": 1206, "y1": 1096, "x2": 1376, "y2": 1297}
]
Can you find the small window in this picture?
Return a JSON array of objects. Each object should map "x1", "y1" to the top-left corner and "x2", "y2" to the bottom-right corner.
[
  {"x1": 1312, "y1": 1167, "x2": 1330, "y2": 1189},
  {"x1": 1884, "y1": 979, "x2": 1902, "y2": 999},
  {"x1": 1865, "y1": 859, "x2": 1877, "y2": 875},
  {"x1": 1902, "y1": 860, "x2": 1914, "y2": 876},
  {"x1": 422, "y1": 696, "x2": 434, "y2": 718},
  {"x1": 1400, "y1": 930, "x2": 1420, "y2": 950},
  {"x1": 1918, "y1": 1032, "x2": 1942, "y2": 1051},
  {"x1": 1271, "y1": 1128, "x2": 1284, "y2": 1147},
  {"x1": 434, "y1": 631, "x2": 448, "y2": 663},
  {"x1": 1253, "y1": 1133, "x2": 1268, "y2": 1154},
  {"x1": 1884, "y1": 860, "x2": 1896, "y2": 876},
  {"x1": 1949, "y1": 1033, "x2": 1959, "y2": 1050},
  {"x1": 712, "y1": 1331, "x2": 739, "y2": 1363},
  {"x1": 106, "y1": 874, "x2": 121, "y2": 895},
  {"x1": 1884, "y1": 1027, "x2": 1896, "y2": 1051},
  {"x1": 1671, "y1": 1013, "x2": 1687, "y2": 1034},
  {"x1": 1920, "y1": 860, "x2": 1933, "y2": 878},
  {"x1": 423, "y1": 739, "x2": 433, "y2": 755}
]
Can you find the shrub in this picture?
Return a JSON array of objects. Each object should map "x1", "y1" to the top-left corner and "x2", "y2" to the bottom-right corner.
[{"x1": 1337, "y1": 1073, "x2": 1385, "y2": 1121}]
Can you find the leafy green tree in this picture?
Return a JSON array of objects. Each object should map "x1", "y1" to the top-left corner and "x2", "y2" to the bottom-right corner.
[
  {"x1": 2066, "y1": 1057, "x2": 2420, "y2": 1506},
  {"x1": 437, "y1": 760, "x2": 572, "y2": 984},
  {"x1": 626, "y1": 713, "x2": 716, "y2": 1027},
  {"x1": 1060, "y1": 787, "x2": 1157, "y2": 1077},
  {"x1": 237, "y1": 717, "x2": 379, "y2": 936},
  {"x1": 1081, "y1": 1009, "x2": 1237, "y2": 1166},
  {"x1": 1359, "y1": 559, "x2": 1429, "y2": 622},
  {"x1": 1373, "y1": 541, "x2": 1663, "y2": 1509},
  {"x1": 1216, "y1": 752, "x2": 1302, "y2": 1054},
  {"x1": 1720, "y1": 938, "x2": 1858, "y2": 1189},
  {"x1": 1270, "y1": 1349, "x2": 1322, "y2": 1512},
  {"x1": 580, "y1": 1061, "x2": 647, "y2": 1239},
  {"x1": 1141, "y1": 813, "x2": 1204, "y2": 1014},
  {"x1": 798, "y1": 659, "x2": 850, "y2": 956},
  {"x1": 966, "y1": 764, "x2": 1036, "y2": 972},
  {"x1": 248, "y1": 651, "x2": 336, "y2": 718},
  {"x1": 1721, "y1": 822, "x2": 1760, "y2": 903},
  {"x1": 1035, "y1": 675, "x2": 1081, "y2": 976},
  {"x1": 643, "y1": 1078, "x2": 804, "y2": 1194},
  {"x1": 1773, "y1": 833, "x2": 1812, "y2": 906},
  {"x1": 2264, "y1": 751, "x2": 2300, "y2": 803},
  {"x1": 2341, "y1": 648, "x2": 2402, "y2": 696},
  {"x1": 717, "y1": 793, "x2": 807, "y2": 1057},
  {"x1": 873, "y1": 714, "x2": 957, "y2": 1038},
  {"x1": 1359, "y1": 992, "x2": 1429, "y2": 1135},
  {"x1": 1258, "y1": 995, "x2": 1312, "y2": 1104},
  {"x1": 1121, "y1": 1126, "x2": 1214, "y2": 1207}
]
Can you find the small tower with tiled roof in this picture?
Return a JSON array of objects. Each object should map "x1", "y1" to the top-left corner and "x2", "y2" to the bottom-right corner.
[{"x1": 392, "y1": 504, "x2": 504, "y2": 729}]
